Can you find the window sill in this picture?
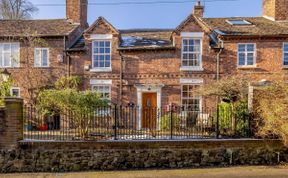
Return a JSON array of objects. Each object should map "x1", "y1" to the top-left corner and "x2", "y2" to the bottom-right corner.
[
  {"x1": 90, "y1": 68, "x2": 112, "y2": 72},
  {"x1": 34, "y1": 66, "x2": 50, "y2": 68},
  {"x1": 237, "y1": 66, "x2": 257, "y2": 69},
  {"x1": 180, "y1": 67, "x2": 204, "y2": 72},
  {"x1": 283, "y1": 66, "x2": 288, "y2": 69},
  {"x1": 0, "y1": 67, "x2": 20, "y2": 69}
]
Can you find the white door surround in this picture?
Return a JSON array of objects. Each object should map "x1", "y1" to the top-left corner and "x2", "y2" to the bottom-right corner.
[{"x1": 135, "y1": 84, "x2": 164, "y2": 130}]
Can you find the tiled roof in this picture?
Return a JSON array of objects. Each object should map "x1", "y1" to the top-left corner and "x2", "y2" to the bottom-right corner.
[
  {"x1": 118, "y1": 29, "x2": 174, "y2": 50},
  {"x1": 201, "y1": 17, "x2": 288, "y2": 36},
  {"x1": 0, "y1": 19, "x2": 79, "y2": 37},
  {"x1": 68, "y1": 35, "x2": 85, "y2": 51}
]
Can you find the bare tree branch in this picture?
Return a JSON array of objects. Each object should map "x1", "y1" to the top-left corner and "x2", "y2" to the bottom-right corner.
[{"x1": 0, "y1": 0, "x2": 38, "y2": 20}]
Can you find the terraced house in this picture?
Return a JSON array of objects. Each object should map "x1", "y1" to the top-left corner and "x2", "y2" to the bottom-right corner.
[{"x1": 2, "y1": 0, "x2": 288, "y2": 129}]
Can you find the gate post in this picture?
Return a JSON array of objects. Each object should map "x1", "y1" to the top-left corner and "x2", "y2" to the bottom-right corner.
[{"x1": 0, "y1": 97, "x2": 23, "y2": 149}]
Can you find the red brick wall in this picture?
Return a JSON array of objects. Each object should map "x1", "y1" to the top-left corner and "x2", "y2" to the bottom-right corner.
[
  {"x1": 0, "y1": 37, "x2": 68, "y2": 103},
  {"x1": 219, "y1": 38, "x2": 288, "y2": 81}
]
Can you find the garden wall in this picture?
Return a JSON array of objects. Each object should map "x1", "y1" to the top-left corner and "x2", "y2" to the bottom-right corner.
[
  {"x1": 0, "y1": 98, "x2": 287, "y2": 173},
  {"x1": 0, "y1": 139, "x2": 287, "y2": 173}
]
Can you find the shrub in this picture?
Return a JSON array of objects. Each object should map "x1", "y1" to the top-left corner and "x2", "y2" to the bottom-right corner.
[
  {"x1": 159, "y1": 113, "x2": 181, "y2": 131},
  {"x1": 255, "y1": 81, "x2": 288, "y2": 147},
  {"x1": 214, "y1": 100, "x2": 249, "y2": 137}
]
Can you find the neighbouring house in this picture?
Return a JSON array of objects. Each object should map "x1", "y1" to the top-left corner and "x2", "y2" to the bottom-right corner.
[{"x1": 1, "y1": 0, "x2": 288, "y2": 129}]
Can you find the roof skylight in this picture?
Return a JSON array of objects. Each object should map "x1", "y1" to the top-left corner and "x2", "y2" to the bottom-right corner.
[{"x1": 226, "y1": 19, "x2": 252, "y2": 26}]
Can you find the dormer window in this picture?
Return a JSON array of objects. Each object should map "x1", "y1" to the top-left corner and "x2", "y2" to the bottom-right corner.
[
  {"x1": 90, "y1": 34, "x2": 112, "y2": 72},
  {"x1": 227, "y1": 19, "x2": 252, "y2": 26},
  {"x1": 180, "y1": 32, "x2": 204, "y2": 71}
]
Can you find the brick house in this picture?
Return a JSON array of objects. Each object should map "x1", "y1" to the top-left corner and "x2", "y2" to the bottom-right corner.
[{"x1": 2, "y1": 0, "x2": 288, "y2": 128}]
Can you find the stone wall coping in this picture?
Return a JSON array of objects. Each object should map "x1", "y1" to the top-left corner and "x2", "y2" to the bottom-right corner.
[
  {"x1": 19, "y1": 138, "x2": 270, "y2": 144},
  {"x1": 18, "y1": 139, "x2": 284, "y2": 150}
]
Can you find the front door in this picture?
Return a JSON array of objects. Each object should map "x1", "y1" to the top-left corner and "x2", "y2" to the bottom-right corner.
[{"x1": 142, "y1": 93, "x2": 157, "y2": 129}]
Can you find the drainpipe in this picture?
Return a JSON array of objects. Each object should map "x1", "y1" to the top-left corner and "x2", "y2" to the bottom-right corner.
[
  {"x1": 216, "y1": 39, "x2": 224, "y2": 139},
  {"x1": 63, "y1": 36, "x2": 71, "y2": 77},
  {"x1": 216, "y1": 39, "x2": 224, "y2": 81},
  {"x1": 119, "y1": 51, "x2": 124, "y2": 106}
]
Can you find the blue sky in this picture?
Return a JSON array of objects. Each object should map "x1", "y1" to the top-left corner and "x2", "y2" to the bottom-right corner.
[{"x1": 30, "y1": 0, "x2": 262, "y2": 29}]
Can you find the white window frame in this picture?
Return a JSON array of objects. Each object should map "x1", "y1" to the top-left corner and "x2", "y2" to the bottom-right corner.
[
  {"x1": 237, "y1": 43, "x2": 257, "y2": 67},
  {"x1": 283, "y1": 43, "x2": 288, "y2": 67},
  {"x1": 91, "y1": 34, "x2": 112, "y2": 72},
  {"x1": 34, "y1": 48, "x2": 49, "y2": 67},
  {"x1": 180, "y1": 38, "x2": 203, "y2": 71},
  {"x1": 10, "y1": 87, "x2": 20, "y2": 97},
  {"x1": 181, "y1": 84, "x2": 203, "y2": 113},
  {"x1": 0, "y1": 42, "x2": 20, "y2": 68},
  {"x1": 91, "y1": 84, "x2": 112, "y2": 101}
]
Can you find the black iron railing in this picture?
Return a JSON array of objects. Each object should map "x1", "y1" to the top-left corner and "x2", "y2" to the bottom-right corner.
[{"x1": 23, "y1": 105, "x2": 252, "y2": 141}]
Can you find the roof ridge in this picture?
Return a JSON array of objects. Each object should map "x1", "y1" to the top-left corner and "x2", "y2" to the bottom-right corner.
[{"x1": 120, "y1": 28, "x2": 174, "y2": 32}]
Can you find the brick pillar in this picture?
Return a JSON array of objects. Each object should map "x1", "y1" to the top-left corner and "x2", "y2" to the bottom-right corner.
[{"x1": 0, "y1": 97, "x2": 23, "y2": 149}]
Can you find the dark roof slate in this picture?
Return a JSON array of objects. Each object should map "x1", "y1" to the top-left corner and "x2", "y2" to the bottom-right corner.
[
  {"x1": 119, "y1": 29, "x2": 174, "y2": 50},
  {"x1": 0, "y1": 19, "x2": 79, "y2": 37},
  {"x1": 201, "y1": 17, "x2": 288, "y2": 36}
]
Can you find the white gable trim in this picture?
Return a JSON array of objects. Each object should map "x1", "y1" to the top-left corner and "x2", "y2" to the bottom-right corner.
[
  {"x1": 180, "y1": 78, "x2": 204, "y2": 84},
  {"x1": 90, "y1": 34, "x2": 113, "y2": 40},
  {"x1": 90, "y1": 79, "x2": 112, "y2": 85},
  {"x1": 181, "y1": 32, "x2": 204, "y2": 38}
]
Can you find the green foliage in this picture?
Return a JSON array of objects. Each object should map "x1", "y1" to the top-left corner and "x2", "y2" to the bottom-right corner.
[
  {"x1": 255, "y1": 81, "x2": 288, "y2": 147},
  {"x1": 55, "y1": 76, "x2": 81, "y2": 90},
  {"x1": 159, "y1": 113, "x2": 181, "y2": 131},
  {"x1": 0, "y1": 78, "x2": 13, "y2": 106},
  {"x1": 195, "y1": 76, "x2": 249, "y2": 103},
  {"x1": 37, "y1": 77, "x2": 108, "y2": 139},
  {"x1": 215, "y1": 100, "x2": 249, "y2": 137}
]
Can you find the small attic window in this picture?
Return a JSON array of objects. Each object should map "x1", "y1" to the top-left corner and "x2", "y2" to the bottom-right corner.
[{"x1": 226, "y1": 19, "x2": 252, "y2": 26}]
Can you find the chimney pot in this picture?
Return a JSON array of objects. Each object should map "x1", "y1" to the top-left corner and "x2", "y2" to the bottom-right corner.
[
  {"x1": 66, "y1": 0, "x2": 88, "y2": 30},
  {"x1": 193, "y1": 1, "x2": 204, "y2": 18}
]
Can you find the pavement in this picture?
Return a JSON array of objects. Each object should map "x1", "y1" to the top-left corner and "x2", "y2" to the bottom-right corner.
[{"x1": 0, "y1": 166, "x2": 288, "y2": 178}]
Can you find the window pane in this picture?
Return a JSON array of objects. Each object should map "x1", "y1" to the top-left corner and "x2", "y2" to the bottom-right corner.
[
  {"x1": 238, "y1": 44, "x2": 245, "y2": 52},
  {"x1": 3, "y1": 44, "x2": 10, "y2": 51},
  {"x1": 182, "y1": 60, "x2": 188, "y2": 66},
  {"x1": 42, "y1": 49, "x2": 48, "y2": 66},
  {"x1": 105, "y1": 61, "x2": 110, "y2": 67},
  {"x1": 99, "y1": 48, "x2": 105, "y2": 53},
  {"x1": 183, "y1": 46, "x2": 188, "y2": 52},
  {"x1": 284, "y1": 44, "x2": 288, "y2": 51},
  {"x1": 247, "y1": 53, "x2": 254, "y2": 65},
  {"x1": 105, "y1": 48, "x2": 110, "y2": 53},
  {"x1": 284, "y1": 53, "x2": 288, "y2": 65},
  {"x1": 100, "y1": 42, "x2": 105, "y2": 47},
  {"x1": 238, "y1": 53, "x2": 245, "y2": 65},
  {"x1": 183, "y1": 39, "x2": 188, "y2": 45},
  {"x1": 183, "y1": 53, "x2": 188, "y2": 60},
  {"x1": 247, "y1": 44, "x2": 255, "y2": 52},
  {"x1": 11, "y1": 44, "x2": 20, "y2": 67},
  {"x1": 94, "y1": 41, "x2": 99, "y2": 47},
  {"x1": 99, "y1": 62, "x2": 105, "y2": 67},
  {"x1": 3, "y1": 53, "x2": 10, "y2": 67},
  {"x1": 35, "y1": 49, "x2": 41, "y2": 67},
  {"x1": 0, "y1": 44, "x2": 2, "y2": 67},
  {"x1": 105, "y1": 41, "x2": 110, "y2": 47}
]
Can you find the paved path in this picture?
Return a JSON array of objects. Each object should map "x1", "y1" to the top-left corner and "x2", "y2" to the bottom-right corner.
[{"x1": 0, "y1": 166, "x2": 288, "y2": 178}]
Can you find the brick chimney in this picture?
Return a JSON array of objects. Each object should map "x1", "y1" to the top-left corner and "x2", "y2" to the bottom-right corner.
[
  {"x1": 263, "y1": 0, "x2": 288, "y2": 21},
  {"x1": 193, "y1": 1, "x2": 204, "y2": 18},
  {"x1": 66, "y1": 0, "x2": 88, "y2": 29}
]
